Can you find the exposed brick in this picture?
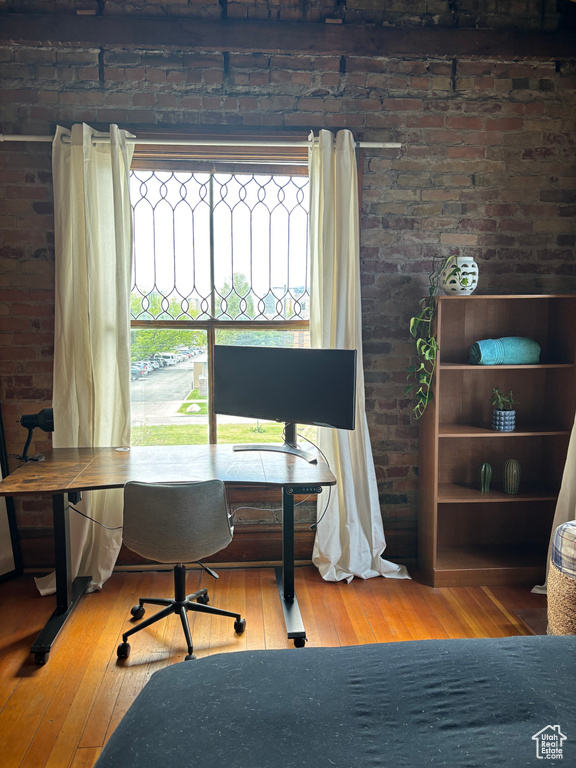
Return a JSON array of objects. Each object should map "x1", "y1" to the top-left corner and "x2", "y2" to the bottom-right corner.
[
  {"x1": 485, "y1": 117, "x2": 523, "y2": 130},
  {"x1": 0, "y1": 11, "x2": 575, "y2": 565},
  {"x1": 381, "y1": 98, "x2": 423, "y2": 112}
]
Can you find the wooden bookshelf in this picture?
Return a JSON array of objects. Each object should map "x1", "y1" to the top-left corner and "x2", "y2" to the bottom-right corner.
[{"x1": 418, "y1": 294, "x2": 576, "y2": 587}]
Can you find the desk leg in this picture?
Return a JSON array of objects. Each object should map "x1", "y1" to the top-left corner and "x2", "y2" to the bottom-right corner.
[
  {"x1": 275, "y1": 487, "x2": 306, "y2": 648},
  {"x1": 30, "y1": 493, "x2": 91, "y2": 665}
]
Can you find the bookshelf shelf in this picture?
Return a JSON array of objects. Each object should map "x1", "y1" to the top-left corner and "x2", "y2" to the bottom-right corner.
[{"x1": 418, "y1": 294, "x2": 576, "y2": 587}]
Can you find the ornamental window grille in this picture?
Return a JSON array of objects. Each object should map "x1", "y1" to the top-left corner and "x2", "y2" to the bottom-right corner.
[{"x1": 130, "y1": 170, "x2": 310, "y2": 322}]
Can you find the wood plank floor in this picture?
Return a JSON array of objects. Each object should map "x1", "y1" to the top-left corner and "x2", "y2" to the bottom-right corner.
[{"x1": 0, "y1": 566, "x2": 546, "y2": 768}]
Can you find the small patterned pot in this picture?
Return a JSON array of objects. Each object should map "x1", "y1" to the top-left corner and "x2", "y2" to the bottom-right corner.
[{"x1": 492, "y1": 409, "x2": 516, "y2": 432}]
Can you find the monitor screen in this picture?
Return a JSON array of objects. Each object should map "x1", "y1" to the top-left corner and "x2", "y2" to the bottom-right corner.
[{"x1": 213, "y1": 345, "x2": 357, "y2": 431}]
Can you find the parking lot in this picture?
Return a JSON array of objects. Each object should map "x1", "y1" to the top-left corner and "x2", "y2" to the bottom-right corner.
[{"x1": 130, "y1": 353, "x2": 206, "y2": 426}]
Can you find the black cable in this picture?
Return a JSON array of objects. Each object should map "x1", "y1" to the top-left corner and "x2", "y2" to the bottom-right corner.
[
  {"x1": 309, "y1": 485, "x2": 331, "y2": 530},
  {"x1": 297, "y1": 431, "x2": 330, "y2": 468},
  {"x1": 297, "y1": 432, "x2": 332, "y2": 530},
  {"x1": 232, "y1": 432, "x2": 331, "y2": 521},
  {"x1": 69, "y1": 504, "x2": 123, "y2": 530}
]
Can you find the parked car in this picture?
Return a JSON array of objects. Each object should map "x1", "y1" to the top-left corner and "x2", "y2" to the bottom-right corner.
[
  {"x1": 131, "y1": 365, "x2": 146, "y2": 381},
  {"x1": 135, "y1": 360, "x2": 153, "y2": 374},
  {"x1": 157, "y1": 352, "x2": 178, "y2": 365}
]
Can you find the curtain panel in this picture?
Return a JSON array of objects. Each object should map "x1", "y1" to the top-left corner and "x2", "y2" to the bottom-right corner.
[
  {"x1": 308, "y1": 129, "x2": 409, "y2": 582},
  {"x1": 36, "y1": 123, "x2": 134, "y2": 596}
]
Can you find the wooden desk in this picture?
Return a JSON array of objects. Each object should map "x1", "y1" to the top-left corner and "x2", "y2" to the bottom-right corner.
[{"x1": 0, "y1": 445, "x2": 336, "y2": 664}]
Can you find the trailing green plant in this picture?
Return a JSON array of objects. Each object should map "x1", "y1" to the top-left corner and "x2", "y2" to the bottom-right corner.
[
  {"x1": 405, "y1": 255, "x2": 461, "y2": 420},
  {"x1": 491, "y1": 388, "x2": 519, "y2": 411}
]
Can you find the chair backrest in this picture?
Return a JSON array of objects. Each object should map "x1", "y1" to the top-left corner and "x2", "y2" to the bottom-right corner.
[{"x1": 123, "y1": 479, "x2": 233, "y2": 564}]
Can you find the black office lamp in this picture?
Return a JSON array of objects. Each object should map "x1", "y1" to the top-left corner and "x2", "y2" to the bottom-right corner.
[{"x1": 17, "y1": 407, "x2": 54, "y2": 462}]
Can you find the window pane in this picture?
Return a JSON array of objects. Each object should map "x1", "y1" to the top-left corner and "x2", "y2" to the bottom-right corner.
[
  {"x1": 130, "y1": 171, "x2": 309, "y2": 322},
  {"x1": 130, "y1": 328, "x2": 208, "y2": 446},
  {"x1": 214, "y1": 328, "x2": 316, "y2": 446}
]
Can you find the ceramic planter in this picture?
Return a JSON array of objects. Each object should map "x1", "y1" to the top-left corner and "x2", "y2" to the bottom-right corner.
[
  {"x1": 438, "y1": 256, "x2": 479, "y2": 296},
  {"x1": 492, "y1": 409, "x2": 516, "y2": 432}
]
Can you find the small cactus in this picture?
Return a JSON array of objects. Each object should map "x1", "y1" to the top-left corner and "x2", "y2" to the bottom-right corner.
[
  {"x1": 480, "y1": 463, "x2": 492, "y2": 493},
  {"x1": 503, "y1": 459, "x2": 521, "y2": 495}
]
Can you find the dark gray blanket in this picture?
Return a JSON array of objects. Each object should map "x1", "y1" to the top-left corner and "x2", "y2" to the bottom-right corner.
[{"x1": 96, "y1": 636, "x2": 576, "y2": 768}]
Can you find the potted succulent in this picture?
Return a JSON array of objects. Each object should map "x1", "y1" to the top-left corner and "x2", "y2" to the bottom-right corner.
[{"x1": 491, "y1": 388, "x2": 518, "y2": 431}]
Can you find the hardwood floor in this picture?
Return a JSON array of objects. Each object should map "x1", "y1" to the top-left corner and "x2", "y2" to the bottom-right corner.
[{"x1": 0, "y1": 566, "x2": 546, "y2": 768}]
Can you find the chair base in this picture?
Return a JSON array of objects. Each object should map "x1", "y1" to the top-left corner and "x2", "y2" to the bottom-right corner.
[{"x1": 117, "y1": 564, "x2": 246, "y2": 660}]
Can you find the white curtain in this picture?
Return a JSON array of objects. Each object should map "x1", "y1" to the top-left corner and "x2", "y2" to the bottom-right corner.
[
  {"x1": 533, "y1": 414, "x2": 576, "y2": 594},
  {"x1": 36, "y1": 123, "x2": 134, "y2": 595},
  {"x1": 308, "y1": 129, "x2": 409, "y2": 582}
]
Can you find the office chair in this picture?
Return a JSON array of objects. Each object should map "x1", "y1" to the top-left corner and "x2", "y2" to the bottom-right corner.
[{"x1": 117, "y1": 479, "x2": 246, "y2": 661}]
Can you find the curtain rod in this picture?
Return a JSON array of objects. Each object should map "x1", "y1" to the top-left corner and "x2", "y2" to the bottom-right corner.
[{"x1": 0, "y1": 134, "x2": 401, "y2": 149}]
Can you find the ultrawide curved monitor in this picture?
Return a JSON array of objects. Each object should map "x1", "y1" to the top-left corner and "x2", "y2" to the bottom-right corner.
[{"x1": 213, "y1": 345, "x2": 357, "y2": 431}]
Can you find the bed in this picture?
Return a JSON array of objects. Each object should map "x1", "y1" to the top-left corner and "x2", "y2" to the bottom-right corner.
[{"x1": 95, "y1": 635, "x2": 576, "y2": 768}]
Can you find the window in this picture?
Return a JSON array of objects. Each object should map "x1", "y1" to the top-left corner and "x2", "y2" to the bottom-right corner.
[{"x1": 129, "y1": 150, "x2": 311, "y2": 448}]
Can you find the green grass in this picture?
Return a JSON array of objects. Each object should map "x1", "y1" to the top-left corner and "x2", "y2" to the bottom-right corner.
[
  {"x1": 132, "y1": 422, "x2": 286, "y2": 446},
  {"x1": 177, "y1": 389, "x2": 208, "y2": 415},
  {"x1": 177, "y1": 401, "x2": 208, "y2": 416}
]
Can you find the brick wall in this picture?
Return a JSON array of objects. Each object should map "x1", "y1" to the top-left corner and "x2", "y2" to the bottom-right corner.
[
  {"x1": 0, "y1": 8, "x2": 575, "y2": 568},
  {"x1": 1, "y1": 0, "x2": 571, "y2": 29}
]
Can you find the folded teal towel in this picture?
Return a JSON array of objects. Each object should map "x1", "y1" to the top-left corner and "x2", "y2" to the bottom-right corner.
[{"x1": 469, "y1": 336, "x2": 541, "y2": 365}]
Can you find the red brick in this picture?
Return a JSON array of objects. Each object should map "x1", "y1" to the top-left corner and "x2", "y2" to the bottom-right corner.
[
  {"x1": 271, "y1": 55, "x2": 314, "y2": 70},
  {"x1": 467, "y1": 131, "x2": 504, "y2": 145},
  {"x1": 77, "y1": 67, "x2": 99, "y2": 81},
  {"x1": 381, "y1": 98, "x2": 423, "y2": 111},
  {"x1": 290, "y1": 72, "x2": 312, "y2": 86},
  {"x1": 485, "y1": 117, "x2": 523, "y2": 130},
  {"x1": 448, "y1": 147, "x2": 485, "y2": 159},
  {"x1": 248, "y1": 72, "x2": 269, "y2": 86},
  {"x1": 475, "y1": 78, "x2": 495, "y2": 90},
  {"x1": 446, "y1": 116, "x2": 483, "y2": 130},
  {"x1": 132, "y1": 93, "x2": 155, "y2": 106},
  {"x1": 499, "y1": 220, "x2": 533, "y2": 232},
  {"x1": 204, "y1": 70, "x2": 223, "y2": 84},
  {"x1": 123, "y1": 68, "x2": 146, "y2": 82}
]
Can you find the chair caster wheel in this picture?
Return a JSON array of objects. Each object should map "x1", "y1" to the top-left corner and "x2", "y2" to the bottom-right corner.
[
  {"x1": 131, "y1": 605, "x2": 145, "y2": 619},
  {"x1": 196, "y1": 594, "x2": 209, "y2": 605},
  {"x1": 117, "y1": 642, "x2": 131, "y2": 660},
  {"x1": 294, "y1": 637, "x2": 306, "y2": 648},
  {"x1": 185, "y1": 653, "x2": 197, "y2": 661},
  {"x1": 34, "y1": 652, "x2": 49, "y2": 665},
  {"x1": 234, "y1": 618, "x2": 246, "y2": 634}
]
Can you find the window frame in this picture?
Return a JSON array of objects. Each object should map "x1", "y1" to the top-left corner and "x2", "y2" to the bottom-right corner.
[{"x1": 129, "y1": 131, "x2": 311, "y2": 446}]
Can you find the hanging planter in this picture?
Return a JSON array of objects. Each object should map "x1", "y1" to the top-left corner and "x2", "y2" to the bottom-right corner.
[{"x1": 405, "y1": 254, "x2": 481, "y2": 420}]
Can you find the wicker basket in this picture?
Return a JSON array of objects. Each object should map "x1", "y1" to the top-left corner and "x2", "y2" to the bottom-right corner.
[{"x1": 547, "y1": 521, "x2": 576, "y2": 636}]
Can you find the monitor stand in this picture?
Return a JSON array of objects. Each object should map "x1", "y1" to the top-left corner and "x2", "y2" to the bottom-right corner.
[{"x1": 233, "y1": 422, "x2": 318, "y2": 464}]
